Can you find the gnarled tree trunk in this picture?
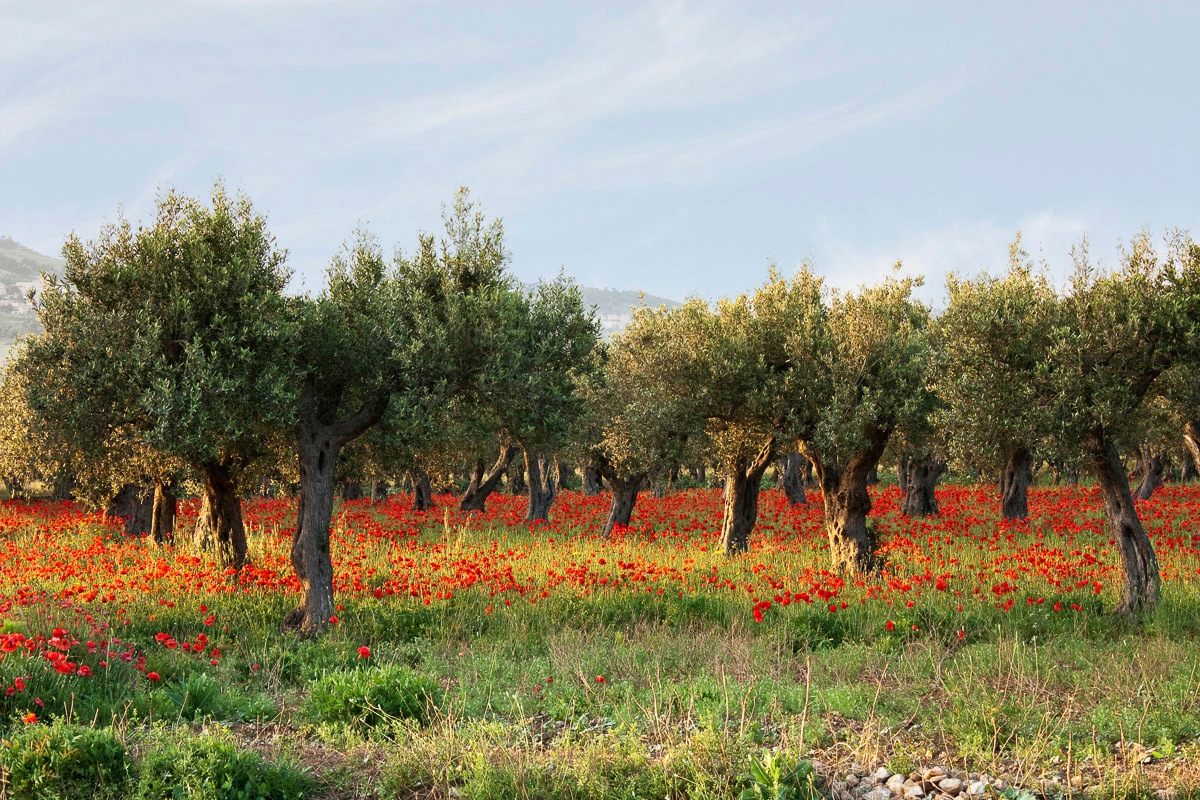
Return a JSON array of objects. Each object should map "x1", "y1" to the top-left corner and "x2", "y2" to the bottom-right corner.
[
  {"x1": 900, "y1": 456, "x2": 945, "y2": 517},
  {"x1": 1183, "y1": 420, "x2": 1200, "y2": 482},
  {"x1": 582, "y1": 457, "x2": 603, "y2": 496},
  {"x1": 150, "y1": 482, "x2": 176, "y2": 544},
  {"x1": 284, "y1": 382, "x2": 386, "y2": 636},
  {"x1": 50, "y1": 475, "x2": 75, "y2": 501},
  {"x1": 999, "y1": 446, "x2": 1033, "y2": 520},
  {"x1": 804, "y1": 426, "x2": 890, "y2": 572},
  {"x1": 719, "y1": 438, "x2": 776, "y2": 555},
  {"x1": 410, "y1": 469, "x2": 433, "y2": 511},
  {"x1": 1085, "y1": 428, "x2": 1159, "y2": 615},
  {"x1": 896, "y1": 460, "x2": 907, "y2": 495},
  {"x1": 1182, "y1": 457, "x2": 1198, "y2": 483},
  {"x1": 460, "y1": 442, "x2": 518, "y2": 512},
  {"x1": 779, "y1": 453, "x2": 807, "y2": 506},
  {"x1": 507, "y1": 460, "x2": 527, "y2": 495},
  {"x1": 1052, "y1": 463, "x2": 1079, "y2": 486},
  {"x1": 370, "y1": 480, "x2": 389, "y2": 503},
  {"x1": 600, "y1": 472, "x2": 646, "y2": 538},
  {"x1": 106, "y1": 484, "x2": 152, "y2": 537},
  {"x1": 341, "y1": 481, "x2": 363, "y2": 501},
  {"x1": 525, "y1": 450, "x2": 556, "y2": 523},
  {"x1": 1134, "y1": 445, "x2": 1164, "y2": 500},
  {"x1": 555, "y1": 458, "x2": 572, "y2": 491},
  {"x1": 194, "y1": 463, "x2": 248, "y2": 569}
]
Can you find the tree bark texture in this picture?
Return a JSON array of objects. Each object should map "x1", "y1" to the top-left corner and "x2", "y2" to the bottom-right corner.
[
  {"x1": 600, "y1": 473, "x2": 646, "y2": 538},
  {"x1": 288, "y1": 432, "x2": 338, "y2": 635},
  {"x1": 50, "y1": 475, "x2": 75, "y2": 501},
  {"x1": 1184, "y1": 420, "x2": 1200, "y2": 481},
  {"x1": 779, "y1": 453, "x2": 808, "y2": 506},
  {"x1": 150, "y1": 482, "x2": 176, "y2": 544},
  {"x1": 803, "y1": 426, "x2": 890, "y2": 572},
  {"x1": 525, "y1": 450, "x2": 556, "y2": 523},
  {"x1": 106, "y1": 484, "x2": 152, "y2": 537},
  {"x1": 410, "y1": 469, "x2": 433, "y2": 511},
  {"x1": 582, "y1": 457, "x2": 603, "y2": 496},
  {"x1": 1182, "y1": 456, "x2": 1198, "y2": 483},
  {"x1": 284, "y1": 382, "x2": 387, "y2": 636},
  {"x1": 194, "y1": 463, "x2": 248, "y2": 569},
  {"x1": 370, "y1": 480, "x2": 390, "y2": 503},
  {"x1": 459, "y1": 443, "x2": 518, "y2": 512},
  {"x1": 1052, "y1": 463, "x2": 1079, "y2": 486},
  {"x1": 900, "y1": 456, "x2": 945, "y2": 517},
  {"x1": 1085, "y1": 428, "x2": 1160, "y2": 615},
  {"x1": 340, "y1": 481, "x2": 363, "y2": 501},
  {"x1": 896, "y1": 460, "x2": 907, "y2": 495},
  {"x1": 999, "y1": 446, "x2": 1033, "y2": 520},
  {"x1": 719, "y1": 438, "x2": 776, "y2": 555},
  {"x1": 1135, "y1": 445, "x2": 1165, "y2": 500},
  {"x1": 507, "y1": 460, "x2": 527, "y2": 495},
  {"x1": 555, "y1": 458, "x2": 572, "y2": 490}
]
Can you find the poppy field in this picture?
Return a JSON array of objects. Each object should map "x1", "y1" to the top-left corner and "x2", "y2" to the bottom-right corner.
[{"x1": 2, "y1": 483, "x2": 1200, "y2": 799}]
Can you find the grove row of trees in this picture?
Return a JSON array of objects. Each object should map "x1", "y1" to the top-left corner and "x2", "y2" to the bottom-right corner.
[{"x1": 1, "y1": 185, "x2": 1198, "y2": 633}]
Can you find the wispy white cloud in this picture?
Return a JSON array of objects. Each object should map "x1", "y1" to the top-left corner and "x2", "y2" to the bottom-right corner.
[
  {"x1": 555, "y1": 76, "x2": 971, "y2": 190},
  {"x1": 813, "y1": 210, "x2": 1108, "y2": 305},
  {"x1": 352, "y1": 1, "x2": 820, "y2": 149}
]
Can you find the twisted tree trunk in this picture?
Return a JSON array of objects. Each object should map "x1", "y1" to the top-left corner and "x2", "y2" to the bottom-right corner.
[
  {"x1": 900, "y1": 456, "x2": 945, "y2": 517},
  {"x1": 582, "y1": 457, "x2": 603, "y2": 496},
  {"x1": 999, "y1": 446, "x2": 1033, "y2": 520},
  {"x1": 1183, "y1": 457, "x2": 1198, "y2": 483},
  {"x1": 508, "y1": 460, "x2": 527, "y2": 495},
  {"x1": 555, "y1": 458, "x2": 572, "y2": 490},
  {"x1": 601, "y1": 472, "x2": 646, "y2": 538},
  {"x1": 719, "y1": 437, "x2": 776, "y2": 555},
  {"x1": 525, "y1": 450, "x2": 556, "y2": 523},
  {"x1": 106, "y1": 484, "x2": 153, "y2": 537},
  {"x1": 1184, "y1": 420, "x2": 1200, "y2": 481},
  {"x1": 410, "y1": 469, "x2": 433, "y2": 511},
  {"x1": 195, "y1": 462, "x2": 247, "y2": 569},
  {"x1": 284, "y1": 383, "x2": 387, "y2": 636},
  {"x1": 1134, "y1": 445, "x2": 1165, "y2": 500},
  {"x1": 150, "y1": 482, "x2": 176, "y2": 544},
  {"x1": 459, "y1": 442, "x2": 518, "y2": 512},
  {"x1": 779, "y1": 453, "x2": 807, "y2": 506},
  {"x1": 803, "y1": 425, "x2": 890, "y2": 572},
  {"x1": 370, "y1": 480, "x2": 390, "y2": 503},
  {"x1": 1085, "y1": 427, "x2": 1159, "y2": 615}
]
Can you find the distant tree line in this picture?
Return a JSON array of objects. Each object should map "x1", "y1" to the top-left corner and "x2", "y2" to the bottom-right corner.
[{"x1": 1, "y1": 185, "x2": 1197, "y2": 632}]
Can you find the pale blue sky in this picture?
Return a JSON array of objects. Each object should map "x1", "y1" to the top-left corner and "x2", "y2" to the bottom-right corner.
[{"x1": 2, "y1": 1, "x2": 1197, "y2": 301}]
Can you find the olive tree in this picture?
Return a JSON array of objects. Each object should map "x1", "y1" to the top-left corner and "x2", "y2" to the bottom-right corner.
[
  {"x1": 457, "y1": 276, "x2": 599, "y2": 521},
  {"x1": 1046, "y1": 232, "x2": 1200, "y2": 615},
  {"x1": 14, "y1": 185, "x2": 294, "y2": 566},
  {"x1": 287, "y1": 189, "x2": 515, "y2": 634},
  {"x1": 579, "y1": 305, "x2": 708, "y2": 537},
  {"x1": 798, "y1": 276, "x2": 930, "y2": 571},
  {"x1": 683, "y1": 270, "x2": 828, "y2": 554},
  {"x1": 932, "y1": 235, "x2": 1059, "y2": 519}
]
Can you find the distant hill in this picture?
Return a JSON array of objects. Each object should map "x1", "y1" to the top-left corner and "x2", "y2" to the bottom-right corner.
[
  {"x1": 0, "y1": 237, "x2": 63, "y2": 364},
  {"x1": 579, "y1": 287, "x2": 682, "y2": 337},
  {"x1": 0, "y1": 236, "x2": 64, "y2": 287}
]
